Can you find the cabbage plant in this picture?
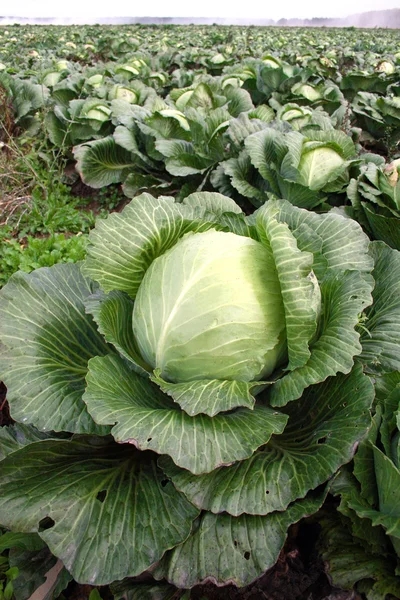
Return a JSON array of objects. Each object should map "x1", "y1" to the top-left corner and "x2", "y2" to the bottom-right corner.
[
  {"x1": 0, "y1": 192, "x2": 399, "y2": 591},
  {"x1": 347, "y1": 159, "x2": 400, "y2": 250},
  {"x1": 319, "y1": 340, "x2": 400, "y2": 599},
  {"x1": 218, "y1": 127, "x2": 357, "y2": 209}
]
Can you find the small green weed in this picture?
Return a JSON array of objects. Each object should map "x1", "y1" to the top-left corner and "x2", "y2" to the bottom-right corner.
[
  {"x1": 1, "y1": 126, "x2": 96, "y2": 237},
  {"x1": 0, "y1": 228, "x2": 89, "y2": 288},
  {"x1": 0, "y1": 549, "x2": 18, "y2": 600},
  {"x1": 96, "y1": 185, "x2": 126, "y2": 212},
  {"x1": 8, "y1": 184, "x2": 96, "y2": 237}
]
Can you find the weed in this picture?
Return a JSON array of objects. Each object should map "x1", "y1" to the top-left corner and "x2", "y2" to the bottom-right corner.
[{"x1": 0, "y1": 229, "x2": 89, "y2": 287}]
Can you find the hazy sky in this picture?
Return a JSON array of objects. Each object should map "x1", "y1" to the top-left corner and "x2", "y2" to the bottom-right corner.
[{"x1": 1, "y1": 0, "x2": 399, "y2": 20}]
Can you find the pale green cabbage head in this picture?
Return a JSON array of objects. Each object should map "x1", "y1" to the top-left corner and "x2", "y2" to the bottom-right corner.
[{"x1": 133, "y1": 229, "x2": 287, "y2": 383}]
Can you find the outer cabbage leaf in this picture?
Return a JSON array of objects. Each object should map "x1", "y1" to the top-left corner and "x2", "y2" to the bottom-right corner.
[
  {"x1": 111, "y1": 580, "x2": 182, "y2": 600},
  {"x1": 361, "y1": 242, "x2": 400, "y2": 374},
  {"x1": 152, "y1": 488, "x2": 327, "y2": 589},
  {"x1": 74, "y1": 136, "x2": 136, "y2": 188},
  {"x1": 0, "y1": 263, "x2": 111, "y2": 434},
  {"x1": 258, "y1": 201, "x2": 374, "y2": 406},
  {"x1": 0, "y1": 424, "x2": 61, "y2": 461},
  {"x1": 0, "y1": 438, "x2": 199, "y2": 586},
  {"x1": 85, "y1": 289, "x2": 150, "y2": 377},
  {"x1": 83, "y1": 354, "x2": 288, "y2": 475},
  {"x1": 159, "y1": 365, "x2": 373, "y2": 515},
  {"x1": 10, "y1": 546, "x2": 72, "y2": 600},
  {"x1": 256, "y1": 201, "x2": 320, "y2": 372},
  {"x1": 319, "y1": 509, "x2": 400, "y2": 599},
  {"x1": 150, "y1": 370, "x2": 263, "y2": 417}
]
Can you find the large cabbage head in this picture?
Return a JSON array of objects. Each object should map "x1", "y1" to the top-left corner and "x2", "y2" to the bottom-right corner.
[{"x1": 133, "y1": 229, "x2": 287, "y2": 382}]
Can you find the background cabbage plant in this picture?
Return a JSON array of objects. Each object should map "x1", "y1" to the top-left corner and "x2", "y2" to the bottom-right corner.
[
  {"x1": 347, "y1": 158, "x2": 400, "y2": 250},
  {"x1": 0, "y1": 192, "x2": 399, "y2": 591}
]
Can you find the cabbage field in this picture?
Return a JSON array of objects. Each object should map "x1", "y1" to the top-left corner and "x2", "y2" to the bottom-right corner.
[{"x1": 0, "y1": 23, "x2": 400, "y2": 600}]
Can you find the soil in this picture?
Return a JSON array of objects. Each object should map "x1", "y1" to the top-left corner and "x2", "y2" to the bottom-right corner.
[{"x1": 0, "y1": 382, "x2": 12, "y2": 427}]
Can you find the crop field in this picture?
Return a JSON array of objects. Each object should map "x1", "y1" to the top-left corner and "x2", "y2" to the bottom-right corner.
[{"x1": 0, "y1": 23, "x2": 400, "y2": 600}]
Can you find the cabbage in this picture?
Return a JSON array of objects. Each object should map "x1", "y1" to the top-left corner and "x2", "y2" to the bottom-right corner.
[
  {"x1": 133, "y1": 229, "x2": 287, "y2": 382},
  {"x1": 1, "y1": 192, "x2": 398, "y2": 591}
]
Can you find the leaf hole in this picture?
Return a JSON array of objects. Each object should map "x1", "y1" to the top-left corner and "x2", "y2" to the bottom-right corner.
[
  {"x1": 147, "y1": 437, "x2": 152, "y2": 442},
  {"x1": 234, "y1": 540, "x2": 238, "y2": 547},
  {"x1": 317, "y1": 436, "x2": 327, "y2": 445},
  {"x1": 96, "y1": 490, "x2": 107, "y2": 503},
  {"x1": 161, "y1": 479, "x2": 169, "y2": 487},
  {"x1": 244, "y1": 551, "x2": 250, "y2": 560},
  {"x1": 38, "y1": 517, "x2": 55, "y2": 532},
  {"x1": 266, "y1": 490, "x2": 270, "y2": 494}
]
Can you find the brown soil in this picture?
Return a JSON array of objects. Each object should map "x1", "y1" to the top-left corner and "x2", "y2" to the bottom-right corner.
[{"x1": 0, "y1": 383, "x2": 12, "y2": 427}]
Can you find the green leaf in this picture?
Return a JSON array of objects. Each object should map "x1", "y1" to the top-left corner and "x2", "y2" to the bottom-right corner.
[
  {"x1": 159, "y1": 366, "x2": 373, "y2": 515},
  {"x1": 361, "y1": 242, "x2": 400, "y2": 374},
  {"x1": 275, "y1": 200, "x2": 374, "y2": 277},
  {"x1": 276, "y1": 178, "x2": 322, "y2": 210},
  {"x1": 335, "y1": 459, "x2": 400, "y2": 540},
  {"x1": 256, "y1": 201, "x2": 320, "y2": 371},
  {"x1": 74, "y1": 136, "x2": 136, "y2": 188},
  {"x1": 222, "y1": 151, "x2": 270, "y2": 205},
  {"x1": 353, "y1": 416, "x2": 381, "y2": 507},
  {"x1": 10, "y1": 547, "x2": 71, "y2": 600},
  {"x1": 183, "y1": 191, "x2": 242, "y2": 215},
  {"x1": 113, "y1": 125, "x2": 157, "y2": 168},
  {"x1": 227, "y1": 113, "x2": 268, "y2": 149},
  {"x1": 0, "y1": 533, "x2": 45, "y2": 554},
  {"x1": 319, "y1": 509, "x2": 398, "y2": 594},
  {"x1": 0, "y1": 264, "x2": 110, "y2": 434},
  {"x1": 244, "y1": 127, "x2": 280, "y2": 182},
  {"x1": 150, "y1": 370, "x2": 263, "y2": 416},
  {"x1": 0, "y1": 424, "x2": 59, "y2": 461},
  {"x1": 0, "y1": 438, "x2": 199, "y2": 585},
  {"x1": 85, "y1": 289, "x2": 150, "y2": 376},
  {"x1": 83, "y1": 194, "x2": 223, "y2": 297},
  {"x1": 374, "y1": 445, "x2": 400, "y2": 522},
  {"x1": 153, "y1": 489, "x2": 326, "y2": 588},
  {"x1": 84, "y1": 354, "x2": 288, "y2": 475},
  {"x1": 262, "y1": 201, "x2": 374, "y2": 406},
  {"x1": 122, "y1": 172, "x2": 172, "y2": 198},
  {"x1": 224, "y1": 86, "x2": 254, "y2": 117},
  {"x1": 363, "y1": 204, "x2": 400, "y2": 250},
  {"x1": 45, "y1": 110, "x2": 72, "y2": 147},
  {"x1": 270, "y1": 269, "x2": 373, "y2": 406},
  {"x1": 113, "y1": 124, "x2": 141, "y2": 152},
  {"x1": 155, "y1": 140, "x2": 210, "y2": 176}
]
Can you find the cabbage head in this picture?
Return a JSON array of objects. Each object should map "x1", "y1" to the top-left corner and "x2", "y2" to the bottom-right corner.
[
  {"x1": 0, "y1": 192, "x2": 399, "y2": 591},
  {"x1": 133, "y1": 229, "x2": 288, "y2": 382}
]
